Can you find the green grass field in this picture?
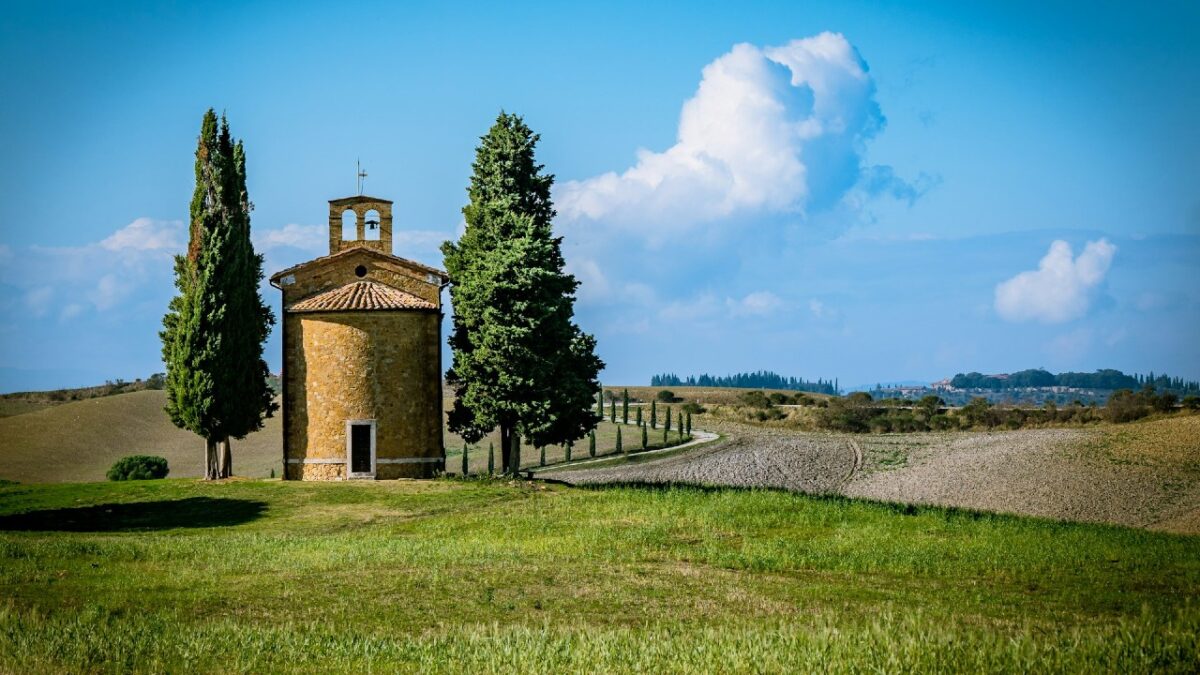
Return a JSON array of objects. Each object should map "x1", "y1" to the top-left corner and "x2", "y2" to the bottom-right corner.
[{"x1": 1, "y1": 479, "x2": 1196, "y2": 672}]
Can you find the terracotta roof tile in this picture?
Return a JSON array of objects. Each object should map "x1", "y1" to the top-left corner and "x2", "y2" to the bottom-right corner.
[{"x1": 287, "y1": 281, "x2": 437, "y2": 313}]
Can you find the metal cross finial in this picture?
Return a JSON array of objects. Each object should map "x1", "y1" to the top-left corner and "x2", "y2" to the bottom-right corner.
[{"x1": 356, "y1": 159, "x2": 368, "y2": 195}]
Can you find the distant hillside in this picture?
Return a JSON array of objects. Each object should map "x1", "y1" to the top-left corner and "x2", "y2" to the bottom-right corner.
[
  {"x1": 0, "y1": 390, "x2": 282, "y2": 483},
  {"x1": 0, "y1": 373, "x2": 282, "y2": 418}
]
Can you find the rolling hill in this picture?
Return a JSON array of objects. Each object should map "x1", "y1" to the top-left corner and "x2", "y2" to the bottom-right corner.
[{"x1": 0, "y1": 390, "x2": 282, "y2": 483}]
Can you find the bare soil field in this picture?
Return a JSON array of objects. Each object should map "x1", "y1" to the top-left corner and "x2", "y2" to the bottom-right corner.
[
  {"x1": 553, "y1": 427, "x2": 855, "y2": 494},
  {"x1": 554, "y1": 415, "x2": 1200, "y2": 534}
]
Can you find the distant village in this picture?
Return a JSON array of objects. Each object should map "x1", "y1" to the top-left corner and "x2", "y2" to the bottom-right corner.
[
  {"x1": 654, "y1": 369, "x2": 1200, "y2": 407},
  {"x1": 875, "y1": 369, "x2": 1199, "y2": 406}
]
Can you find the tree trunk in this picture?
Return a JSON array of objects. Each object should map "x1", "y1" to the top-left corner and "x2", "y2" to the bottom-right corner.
[
  {"x1": 217, "y1": 435, "x2": 233, "y2": 478},
  {"x1": 500, "y1": 424, "x2": 512, "y2": 475},
  {"x1": 511, "y1": 432, "x2": 522, "y2": 477},
  {"x1": 204, "y1": 437, "x2": 219, "y2": 480}
]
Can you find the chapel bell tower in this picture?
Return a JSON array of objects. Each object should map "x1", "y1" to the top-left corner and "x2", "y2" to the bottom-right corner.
[{"x1": 328, "y1": 195, "x2": 393, "y2": 255}]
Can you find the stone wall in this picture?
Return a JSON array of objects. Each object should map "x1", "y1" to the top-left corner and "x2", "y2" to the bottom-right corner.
[
  {"x1": 283, "y1": 310, "x2": 444, "y2": 479},
  {"x1": 281, "y1": 249, "x2": 441, "y2": 308}
]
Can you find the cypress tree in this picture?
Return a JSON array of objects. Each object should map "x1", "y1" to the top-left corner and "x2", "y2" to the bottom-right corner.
[
  {"x1": 616, "y1": 426, "x2": 623, "y2": 454},
  {"x1": 597, "y1": 389, "x2": 604, "y2": 417},
  {"x1": 678, "y1": 412, "x2": 684, "y2": 440},
  {"x1": 462, "y1": 443, "x2": 469, "y2": 476},
  {"x1": 665, "y1": 406, "x2": 672, "y2": 433},
  {"x1": 622, "y1": 389, "x2": 629, "y2": 424},
  {"x1": 651, "y1": 400, "x2": 657, "y2": 429},
  {"x1": 539, "y1": 445, "x2": 545, "y2": 467},
  {"x1": 565, "y1": 440, "x2": 572, "y2": 462},
  {"x1": 442, "y1": 112, "x2": 603, "y2": 475},
  {"x1": 488, "y1": 441, "x2": 495, "y2": 475},
  {"x1": 686, "y1": 411, "x2": 692, "y2": 436},
  {"x1": 636, "y1": 407, "x2": 642, "y2": 426},
  {"x1": 663, "y1": 425, "x2": 669, "y2": 445},
  {"x1": 589, "y1": 430, "x2": 596, "y2": 457},
  {"x1": 641, "y1": 422, "x2": 648, "y2": 450},
  {"x1": 610, "y1": 398, "x2": 616, "y2": 423},
  {"x1": 162, "y1": 109, "x2": 276, "y2": 480}
]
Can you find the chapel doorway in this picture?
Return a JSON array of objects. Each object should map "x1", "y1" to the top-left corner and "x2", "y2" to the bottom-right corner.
[{"x1": 348, "y1": 421, "x2": 375, "y2": 478}]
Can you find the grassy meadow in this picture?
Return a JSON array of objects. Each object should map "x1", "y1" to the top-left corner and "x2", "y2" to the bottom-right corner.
[{"x1": 1, "y1": 478, "x2": 1197, "y2": 672}]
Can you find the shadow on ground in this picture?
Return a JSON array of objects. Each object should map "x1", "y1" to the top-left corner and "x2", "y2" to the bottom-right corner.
[{"x1": 0, "y1": 497, "x2": 267, "y2": 532}]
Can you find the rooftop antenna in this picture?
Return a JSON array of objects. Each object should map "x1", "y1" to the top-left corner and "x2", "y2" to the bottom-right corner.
[{"x1": 356, "y1": 158, "x2": 368, "y2": 195}]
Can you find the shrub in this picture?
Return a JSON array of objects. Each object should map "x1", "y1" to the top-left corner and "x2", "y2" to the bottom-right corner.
[
  {"x1": 930, "y1": 414, "x2": 958, "y2": 431},
  {"x1": 767, "y1": 392, "x2": 790, "y2": 406},
  {"x1": 815, "y1": 394, "x2": 875, "y2": 432},
  {"x1": 1183, "y1": 395, "x2": 1200, "y2": 411},
  {"x1": 739, "y1": 391, "x2": 771, "y2": 408},
  {"x1": 958, "y1": 397, "x2": 994, "y2": 429},
  {"x1": 107, "y1": 455, "x2": 169, "y2": 481},
  {"x1": 681, "y1": 402, "x2": 706, "y2": 415},
  {"x1": 753, "y1": 408, "x2": 785, "y2": 422},
  {"x1": 1153, "y1": 392, "x2": 1178, "y2": 413},
  {"x1": 656, "y1": 390, "x2": 676, "y2": 402},
  {"x1": 1106, "y1": 389, "x2": 1149, "y2": 423}
]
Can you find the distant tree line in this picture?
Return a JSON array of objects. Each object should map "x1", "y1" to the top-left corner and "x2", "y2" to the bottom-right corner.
[
  {"x1": 949, "y1": 369, "x2": 1199, "y2": 393},
  {"x1": 810, "y1": 389, "x2": 1196, "y2": 433},
  {"x1": 651, "y1": 370, "x2": 838, "y2": 395}
]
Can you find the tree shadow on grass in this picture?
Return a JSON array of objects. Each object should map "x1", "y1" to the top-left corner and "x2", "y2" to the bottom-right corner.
[{"x1": 0, "y1": 497, "x2": 267, "y2": 532}]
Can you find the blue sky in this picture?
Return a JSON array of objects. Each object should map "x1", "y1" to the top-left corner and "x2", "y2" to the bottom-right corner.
[{"x1": 0, "y1": 0, "x2": 1197, "y2": 392}]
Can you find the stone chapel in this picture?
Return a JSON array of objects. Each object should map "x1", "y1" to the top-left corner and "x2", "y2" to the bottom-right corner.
[{"x1": 269, "y1": 195, "x2": 447, "y2": 479}]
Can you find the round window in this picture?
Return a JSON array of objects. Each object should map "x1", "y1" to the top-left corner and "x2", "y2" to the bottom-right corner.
[{"x1": 354, "y1": 265, "x2": 367, "y2": 278}]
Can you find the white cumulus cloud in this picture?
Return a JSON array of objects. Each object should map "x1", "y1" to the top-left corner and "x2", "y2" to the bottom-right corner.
[
  {"x1": 557, "y1": 32, "x2": 887, "y2": 240},
  {"x1": 100, "y1": 217, "x2": 184, "y2": 252},
  {"x1": 994, "y1": 239, "x2": 1117, "y2": 323}
]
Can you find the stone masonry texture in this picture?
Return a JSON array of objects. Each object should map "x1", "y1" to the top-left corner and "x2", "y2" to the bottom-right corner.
[{"x1": 276, "y1": 195, "x2": 446, "y2": 480}]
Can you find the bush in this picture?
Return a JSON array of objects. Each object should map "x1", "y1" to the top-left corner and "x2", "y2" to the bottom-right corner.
[
  {"x1": 656, "y1": 390, "x2": 676, "y2": 402},
  {"x1": 753, "y1": 408, "x2": 785, "y2": 422},
  {"x1": 1183, "y1": 395, "x2": 1200, "y2": 411},
  {"x1": 1152, "y1": 392, "x2": 1178, "y2": 413},
  {"x1": 958, "y1": 397, "x2": 995, "y2": 428},
  {"x1": 681, "y1": 402, "x2": 706, "y2": 415},
  {"x1": 738, "y1": 391, "x2": 771, "y2": 408},
  {"x1": 930, "y1": 414, "x2": 958, "y2": 431},
  {"x1": 1106, "y1": 389, "x2": 1149, "y2": 424},
  {"x1": 107, "y1": 455, "x2": 169, "y2": 481},
  {"x1": 767, "y1": 393, "x2": 790, "y2": 406},
  {"x1": 815, "y1": 394, "x2": 875, "y2": 432}
]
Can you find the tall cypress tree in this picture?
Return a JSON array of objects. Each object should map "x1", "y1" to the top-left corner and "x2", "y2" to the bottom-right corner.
[
  {"x1": 442, "y1": 112, "x2": 603, "y2": 475},
  {"x1": 162, "y1": 109, "x2": 276, "y2": 479}
]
